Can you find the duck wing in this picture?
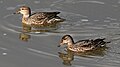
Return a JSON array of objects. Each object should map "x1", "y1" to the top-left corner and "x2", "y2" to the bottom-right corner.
[
  {"x1": 75, "y1": 38, "x2": 109, "y2": 47},
  {"x1": 28, "y1": 12, "x2": 60, "y2": 24},
  {"x1": 69, "y1": 40, "x2": 94, "y2": 52},
  {"x1": 92, "y1": 38, "x2": 110, "y2": 47},
  {"x1": 30, "y1": 12, "x2": 60, "y2": 19},
  {"x1": 70, "y1": 38, "x2": 110, "y2": 52},
  {"x1": 75, "y1": 39, "x2": 93, "y2": 47}
]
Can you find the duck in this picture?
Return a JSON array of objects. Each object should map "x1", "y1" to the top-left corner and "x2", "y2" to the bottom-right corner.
[
  {"x1": 58, "y1": 35, "x2": 110, "y2": 52},
  {"x1": 14, "y1": 6, "x2": 65, "y2": 27}
]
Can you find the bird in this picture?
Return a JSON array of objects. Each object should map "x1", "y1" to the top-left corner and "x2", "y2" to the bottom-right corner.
[
  {"x1": 58, "y1": 35, "x2": 110, "y2": 52},
  {"x1": 14, "y1": 6, "x2": 65, "y2": 27}
]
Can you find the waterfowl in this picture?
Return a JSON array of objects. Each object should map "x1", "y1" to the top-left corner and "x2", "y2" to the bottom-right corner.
[
  {"x1": 58, "y1": 35, "x2": 110, "y2": 52},
  {"x1": 14, "y1": 6, "x2": 65, "y2": 27}
]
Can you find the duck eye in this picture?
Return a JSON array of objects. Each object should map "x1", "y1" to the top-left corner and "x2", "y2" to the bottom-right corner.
[
  {"x1": 21, "y1": 8, "x2": 24, "y2": 10},
  {"x1": 63, "y1": 38, "x2": 66, "y2": 40}
]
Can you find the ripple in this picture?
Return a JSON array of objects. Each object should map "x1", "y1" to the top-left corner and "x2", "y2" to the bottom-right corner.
[
  {"x1": 111, "y1": 5, "x2": 119, "y2": 7},
  {"x1": 34, "y1": 0, "x2": 40, "y2": 4},
  {"x1": 0, "y1": 47, "x2": 8, "y2": 56},
  {"x1": 62, "y1": 11, "x2": 88, "y2": 18},
  {"x1": 0, "y1": 21, "x2": 21, "y2": 33},
  {"x1": 106, "y1": 17, "x2": 117, "y2": 21},
  {"x1": 85, "y1": 26, "x2": 105, "y2": 29},
  {"x1": 1, "y1": 25, "x2": 20, "y2": 33},
  {"x1": 52, "y1": 0, "x2": 64, "y2": 4},
  {"x1": 17, "y1": 4, "x2": 26, "y2": 7},
  {"x1": 64, "y1": 0, "x2": 105, "y2": 4},
  {"x1": 104, "y1": 20, "x2": 111, "y2": 22},
  {"x1": 6, "y1": 7, "x2": 16, "y2": 10},
  {"x1": 51, "y1": 0, "x2": 64, "y2": 6},
  {"x1": 35, "y1": 8, "x2": 59, "y2": 12},
  {"x1": 81, "y1": 19, "x2": 89, "y2": 22},
  {"x1": 0, "y1": 47, "x2": 8, "y2": 50},
  {"x1": 105, "y1": 23, "x2": 120, "y2": 29},
  {"x1": 77, "y1": 0, "x2": 105, "y2": 4},
  {"x1": 3, "y1": 14, "x2": 14, "y2": 19},
  {"x1": 7, "y1": 23, "x2": 22, "y2": 28},
  {"x1": 27, "y1": 48, "x2": 58, "y2": 57}
]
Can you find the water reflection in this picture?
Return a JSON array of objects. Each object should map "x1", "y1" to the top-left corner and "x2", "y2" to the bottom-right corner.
[
  {"x1": 22, "y1": 23, "x2": 32, "y2": 32},
  {"x1": 58, "y1": 46, "x2": 108, "y2": 66},
  {"x1": 19, "y1": 33, "x2": 31, "y2": 42},
  {"x1": 19, "y1": 23, "x2": 59, "y2": 41},
  {"x1": 58, "y1": 50, "x2": 74, "y2": 66}
]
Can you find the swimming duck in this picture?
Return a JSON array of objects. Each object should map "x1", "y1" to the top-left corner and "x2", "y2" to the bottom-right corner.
[
  {"x1": 58, "y1": 35, "x2": 110, "y2": 52},
  {"x1": 14, "y1": 6, "x2": 65, "y2": 27}
]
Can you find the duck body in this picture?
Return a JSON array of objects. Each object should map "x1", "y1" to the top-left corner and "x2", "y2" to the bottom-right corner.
[
  {"x1": 14, "y1": 6, "x2": 65, "y2": 27},
  {"x1": 26, "y1": 12, "x2": 63, "y2": 25},
  {"x1": 58, "y1": 35, "x2": 110, "y2": 52}
]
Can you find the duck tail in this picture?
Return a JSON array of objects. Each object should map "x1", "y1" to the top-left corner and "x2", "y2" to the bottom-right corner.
[
  {"x1": 51, "y1": 12, "x2": 60, "y2": 15},
  {"x1": 54, "y1": 16, "x2": 66, "y2": 22},
  {"x1": 55, "y1": 12, "x2": 60, "y2": 14},
  {"x1": 94, "y1": 38, "x2": 111, "y2": 47},
  {"x1": 100, "y1": 38, "x2": 111, "y2": 44}
]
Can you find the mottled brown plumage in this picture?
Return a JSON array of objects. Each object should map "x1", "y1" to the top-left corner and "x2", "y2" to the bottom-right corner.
[
  {"x1": 14, "y1": 6, "x2": 65, "y2": 27},
  {"x1": 58, "y1": 35, "x2": 110, "y2": 52}
]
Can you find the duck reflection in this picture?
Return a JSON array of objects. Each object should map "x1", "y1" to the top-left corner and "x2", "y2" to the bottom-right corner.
[
  {"x1": 22, "y1": 23, "x2": 32, "y2": 33},
  {"x1": 19, "y1": 23, "x2": 31, "y2": 42},
  {"x1": 58, "y1": 50, "x2": 74, "y2": 66},
  {"x1": 19, "y1": 23, "x2": 58, "y2": 41},
  {"x1": 58, "y1": 46, "x2": 108, "y2": 66},
  {"x1": 19, "y1": 33, "x2": 30, "y2": 42},
  {"x1": 76, "y1": 46, "x2": 108, "y2": 57}
]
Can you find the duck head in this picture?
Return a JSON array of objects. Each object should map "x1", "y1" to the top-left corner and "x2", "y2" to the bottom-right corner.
[
  {"x1": 58, "y1": 35, "x2": 74, "y2": 47},
  {"x1": 14, "y1": 6, "x2": 31, "y2": 18}
]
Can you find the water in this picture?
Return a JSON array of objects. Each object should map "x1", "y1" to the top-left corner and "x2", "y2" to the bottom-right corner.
[{"x1": 0, "y1": 0, "x2": 120, "y2": 67}]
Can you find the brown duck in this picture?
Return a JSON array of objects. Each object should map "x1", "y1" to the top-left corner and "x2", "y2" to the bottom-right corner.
[
  {"x1": 14, "y1": 6, "x2": 65, "y2": 27},
  {"x1": 58, "y1": 35, "x2": 110, "y2": 52}
]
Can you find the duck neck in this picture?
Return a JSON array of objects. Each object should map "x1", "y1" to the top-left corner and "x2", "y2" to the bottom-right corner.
[
  {"x1": 22, "y1": 13, "x2": 30, "y2": 23},
  {"x1": 22, "y1": 10, "x2": 31, "y2": 18},
  {"x1": 23, "y1": 14, "x2": 30, "y2": 18},
  {"x1": 22, "y1": 14, "x2": 30, "y2": 24}
]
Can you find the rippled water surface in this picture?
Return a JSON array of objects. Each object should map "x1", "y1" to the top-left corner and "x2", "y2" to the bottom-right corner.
[{"x1": 0, "y1": 0, "x2": 120, "y2": 67}]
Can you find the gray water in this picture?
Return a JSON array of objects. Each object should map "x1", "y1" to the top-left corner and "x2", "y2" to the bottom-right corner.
[{"x1": 0, "y1": 0, "x2": 120, "y2": 67}]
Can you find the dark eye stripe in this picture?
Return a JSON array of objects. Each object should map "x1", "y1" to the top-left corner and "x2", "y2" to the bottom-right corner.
[
  {"x1": 63, "y1": 38, "x2": 66, "y2": 40},
  {"x1": 21, "y1": 8, "x2": 27, "y2": 10}
]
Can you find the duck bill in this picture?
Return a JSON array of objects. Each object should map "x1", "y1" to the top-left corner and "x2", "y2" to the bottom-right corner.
[
  {"x1": 13, "y1": 9, "x2": 20, "y2": 14},
  {"x1": 58, "y1": 43, "x2": 64, "y2": 47},
  {"x1": 58, "y1": 45, "x2": 61, "y2": 47},
  {"x1": 13, "y1": 11, "x2": 20, "y2": 14}
]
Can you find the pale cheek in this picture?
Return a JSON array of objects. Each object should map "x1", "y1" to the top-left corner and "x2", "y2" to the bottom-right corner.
[
  {"x1": 63, "y1": 40, "x2": 68, "y2": 43},
  {"x1": 20, "y1": 11, "x2": 25, "y2": 14},
  {"x1": 20, "y1": 11, "x2": 28, "y2": 14}
]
